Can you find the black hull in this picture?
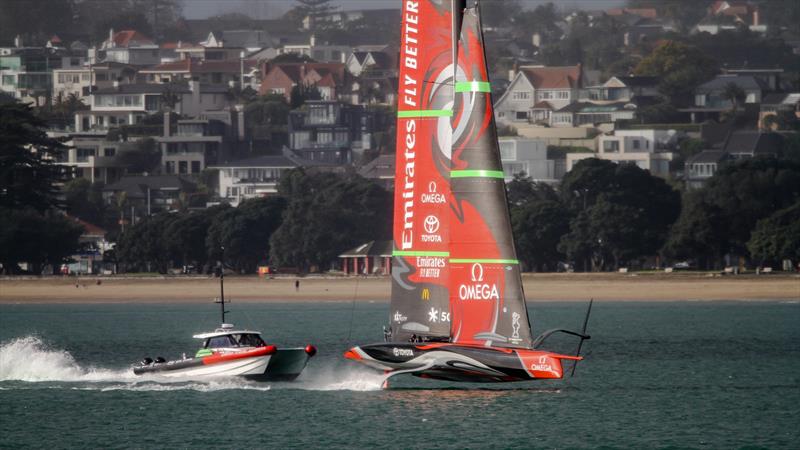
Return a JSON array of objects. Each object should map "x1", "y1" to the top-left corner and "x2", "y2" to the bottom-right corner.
[{"x1": 346, "y1": 342, "x2": 572, "y2": 383}]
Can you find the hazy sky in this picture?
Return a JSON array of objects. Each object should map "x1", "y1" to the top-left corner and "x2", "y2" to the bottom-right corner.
[{"x1": 181, "y1": 0, "x2": 627, "y2": 19}]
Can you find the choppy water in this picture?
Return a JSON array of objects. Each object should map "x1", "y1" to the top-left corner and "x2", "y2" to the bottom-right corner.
[{"x1": 1, "y1": 301, "x2": 799, "y2": 448}]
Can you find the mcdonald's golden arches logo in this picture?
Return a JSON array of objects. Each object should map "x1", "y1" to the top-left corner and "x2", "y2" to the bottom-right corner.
[{"x1": 421, "y1": 288, "x2": 430, "y2": 301}]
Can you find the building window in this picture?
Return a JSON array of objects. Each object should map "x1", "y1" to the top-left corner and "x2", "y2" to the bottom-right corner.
[
  {"x1": 77, "y1": 148, "x2": 95, "y2": 162},
  {"x1": 165, "y1": 161, "x2": 175, "y2": 174},
  {"x1": 632, "y1": 140, "x2": 640, "y2": 150},
  {"x1": 191, "y1": 161, "x2": 201, "y2": 173},
  {"x1": 515, "y1": 111, "x2": 527, "y2": 120},
  {"x1": 557, "y1": 90, "x2": 569, "y2": 99},
  {"x1": 512, "y1": 91, "x2": 531, "y2": 100},
  {"x1": 104, "y1": 148, "x2": 116, "y2": 157},
  {"x1": 179, "y1": 161, "x2": 188, "y2": 174},
  {"x1": 538, "y1": 91, "x2": 554, "y2": 100},
  {"x1": 603, "y1": 140, "x2": 620, "y2": 152}
]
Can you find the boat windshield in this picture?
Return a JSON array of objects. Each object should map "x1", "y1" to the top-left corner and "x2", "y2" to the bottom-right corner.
[
  {"x1": 206, "y1": 335, "x2": 238, "y2": 348},
  {"x1": 236, "y1": 334, "x2": 265, "y2": 347}
]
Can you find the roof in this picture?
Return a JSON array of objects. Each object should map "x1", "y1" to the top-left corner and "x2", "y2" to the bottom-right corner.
[
  {"x1": 110, "y1": 30, "x2": 154, "y2": 48},
  {"x1": 220, "y1": 30, "x2": 275, "y2": 49},
  {"x1": 686, "y1": 150, "x2": 730, "y2": 164},
  {"x1": 193, "y1": 329, "x2": 262, "y2": 339},
  {"x1": 358, "y1": 154, "x2": 394, "y2": 179},
  {"x1": 338, "y1": 240, "x2": 393, "y2": 258},
  {"x1": 140, "y1": 59, "x2": 258, "y2": 74},
  {"x1": 519, "y1": 65, "x2": 582, "y2": 90},
  {"x1": 211, "y1": 155, "x2": 298, "y2": 169},
  {"x1": 102, "y1": 175, "x2": 196, "y2": 198},
  {"x1": 724, "y1": 131, "x2": 784, "y2": 155},
  {"x1": 613, "y1": 75, "x2": 659, "y2": 87},
  {"x1": 68, "y1": 216, "x2": 106, "y2": 237},
  {"x1": 92, "y1": 82, "x2": 229, "y2": 95},
  {"x1": 697, "y1": 75, "x2": 764, "y2": 92}
]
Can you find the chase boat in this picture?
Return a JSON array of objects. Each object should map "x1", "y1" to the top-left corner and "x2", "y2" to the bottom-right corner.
[
  {"x1": 133, "y1": 261, "x2": 316, "y2": 381},
  {"x1": 133, "y1": 324, "x2": 316, "y2": 381}
]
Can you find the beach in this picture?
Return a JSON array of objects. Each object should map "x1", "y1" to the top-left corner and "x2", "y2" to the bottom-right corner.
[{"x1": 0, "y1": 273, "x2": 797, "y2": 303}]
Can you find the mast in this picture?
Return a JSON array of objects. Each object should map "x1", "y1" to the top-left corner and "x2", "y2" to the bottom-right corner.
[
  {"x1": 219, "y1": 246, "x2": 227, "y2": 324},
  {"x1": 388, "y1": 0, "x2": 463, "y2": 342},
  {"x1": 447, "y1": 2, "x2": 534, "y2": 348}
]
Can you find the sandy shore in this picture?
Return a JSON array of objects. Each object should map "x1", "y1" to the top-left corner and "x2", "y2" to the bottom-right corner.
[{"x1": 0, "y1": 273, "x2": 797, "y2": 303}]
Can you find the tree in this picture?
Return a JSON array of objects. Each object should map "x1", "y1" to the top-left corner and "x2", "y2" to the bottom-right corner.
[
  {"x1": 163, "y1": 206, "x2": 227, "y2": 270},
  {"x1": 634, "y1": 41, "x2": 719, "y2": 107},
  {"x1": 63, "y1": 178, "x2": 105, "y2": 226},
  {"x1": 663, "y1": 190, "x2": 728, "y2": 269},
  {"x1": 747, "y1": 201, "x2": 800, "y2": 267},
  {"x1": 269, "y1": 170, "x2": 391, "y2": 272},
  {"x1": 206, "y1": 198, "x2": 286, "y2": 273},
  {"x1": 0, "y1": 207, "x2": 83, "y2": 274},
  {"x1": 116, "y1": 138, "x2": 161, "y2": 174},
  {"x1": 511, "y1": 199, "x2": 570, "y2": 271},
  {"x1": 721, "y1": 82, "x2": 746, "y2": 115},
  {"x1": 0, "y1": 102, "x2": 68, "y2": 212},
  {"x1": 558, "y1": 159, "x2": 681, "y2": 270},
  {"x1": 116, "y1": 212, "x2": 179, "y2": 273},
  {"x1": 285, "y1": 0, "x2": 338, "y2": 31}
]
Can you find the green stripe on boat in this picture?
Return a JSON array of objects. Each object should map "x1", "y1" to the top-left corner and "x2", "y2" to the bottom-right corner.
[
  {"x1": 449, "y1": 259, "x2": 519, "y2": 264},
  {"x1": 455, "y1": 81, "x2": 491, "y2": 92},
  {"x1": 393, "y1": 250, "x2": 450, "y2": 257},
  {"x1": 450, "y1": 170, "x2": 505, "y2": 179},
  {"x1": 397, "y1": 109, "x2": 453, "y2": 118},
  {"x1": 195, "y1": 349, "x2": 213, "y2": 358}
]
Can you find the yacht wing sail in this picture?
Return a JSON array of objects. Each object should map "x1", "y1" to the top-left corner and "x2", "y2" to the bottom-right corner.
[
  {"x1": 389, "y1": 0, "x2": 463, "y2": 342},
  {"x1": 448, "y1": 4, "x2": 533, "y2": 349}
]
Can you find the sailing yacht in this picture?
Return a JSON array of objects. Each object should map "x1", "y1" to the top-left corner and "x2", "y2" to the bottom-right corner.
[{"x1": 344, "y1": 0, "x2": 591, "y2": 383}]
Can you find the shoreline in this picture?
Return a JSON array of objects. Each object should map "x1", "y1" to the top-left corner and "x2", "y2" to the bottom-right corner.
[{"x1": 1, "y1": 273, "x2": 797, "y2": 304}]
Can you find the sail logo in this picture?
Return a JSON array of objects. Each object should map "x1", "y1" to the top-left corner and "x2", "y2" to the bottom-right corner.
[
  {"x1": 421, "y1": 288, "x2": 430, "y2": 301},
  {"x1": 421, "y1": 181, "x2": 445, "y2": 204},
  {"x1": 393, "y1": 311, "x2": 408, "y2": 323},
  {"x1": 428, "y1": 307, "x2": 450, "y2": 323},
  {"x1": 417, "y1": 256, "x2": 445, "y2": 278},
  {"x1": 530, "y1": 356, "x2": 554, "y2": 373},
  {"x1": 421, "y1": 215, "x2": 442, "y2": 243},
  {"x1": 393, "y1": 347, "x2": 414, "y2": 357},
  {"x1": 511, "y1": 312, "x2": 521, "y2": 340},
  {"x1": 459, "y1": 263, "x2": 499, "y2": 300}
]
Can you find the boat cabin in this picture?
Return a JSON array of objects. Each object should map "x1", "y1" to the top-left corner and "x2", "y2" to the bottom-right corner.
[{"x1": 192, "y1": 327, "x2": 266, "y2": 356}]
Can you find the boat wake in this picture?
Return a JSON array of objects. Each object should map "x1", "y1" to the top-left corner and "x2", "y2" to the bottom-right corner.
[{"x1": 0, "y1": 336, "x2": 384, "y2": 392}]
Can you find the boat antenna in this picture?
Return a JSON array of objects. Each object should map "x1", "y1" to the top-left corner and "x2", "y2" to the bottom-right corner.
[{"x1": 217, "y1": 245, "x2": 229, "y2": 324}]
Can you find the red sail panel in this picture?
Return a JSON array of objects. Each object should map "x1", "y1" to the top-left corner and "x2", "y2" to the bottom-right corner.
[
  {"x1": 448, "y1": 4, "x2": 533, "y2": 348},
  {"x1": 389, "y1": 0, "x2": 459, "y2": 341}
]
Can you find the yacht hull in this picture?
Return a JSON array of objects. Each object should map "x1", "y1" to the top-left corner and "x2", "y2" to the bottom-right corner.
[
  {"x1": 344, "y1": 343, "x2": 580, "y2": 383},
  {"x1": 133, "y1": 347, "x2": 313, "y2": 381}
]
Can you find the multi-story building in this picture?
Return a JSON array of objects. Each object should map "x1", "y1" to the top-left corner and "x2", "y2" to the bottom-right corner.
[
  {"x1": 567, "y1": 129, "x2": 676, "y2": 176},
  {"x1": 54, "y1": 135, "x2": 131, "y2": 184},
  {"x1": 74, "y1": 80, "x2": 230, "y2": 133},
  {"x1": 93, "y1": 29, "x2": 160, "y2": 66},
  {"x1": 52, "y1": 61, "x2": 138, "y2": 101},
  {"x1": 259, "y1": 62, "x2": 347, "y2": 101},
  {"x1": 0, "y1": 38, "x2": 64, "y2": 103},
  {"x1": 498, "y1": 138, "x2": 560, "y2": 183},
  {"x1": 158, "y1": 119, "x2": 225, "y2": 175}
]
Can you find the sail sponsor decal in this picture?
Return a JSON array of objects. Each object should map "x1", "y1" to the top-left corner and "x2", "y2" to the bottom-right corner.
[{"x1": 517, "y1": 351, "x2": 564, "y2": 379}]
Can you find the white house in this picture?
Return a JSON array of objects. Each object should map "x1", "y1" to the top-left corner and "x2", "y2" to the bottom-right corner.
[
  {"x1": 211, "y1": 155, "x2": 299, "y2": 206},
  {"x1": 494, "y1": 64, "x2": 584, "y2": 125},
  {"x1": 566, "y1": 129, "x2": 676, "y2": 176},
  {"x1": 498, "y1": 138, "x2": 558, "y2": 183}
]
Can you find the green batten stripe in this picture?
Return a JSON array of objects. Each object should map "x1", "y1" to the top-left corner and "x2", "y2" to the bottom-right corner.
[
  {"x1": 397, "y1": 109, "x2": 453, "y2": 118},
  {"x1": 450, "y1": 259, "x2": 519, "y2": 264},
  {"x1": 455, "y1": 81, "x2": 491, "y2": 93},
  {"x1": 393, "y1": 250, "x2": 450, "y2": 257},
  {"x1": 450, "y1": 170, "x2": 505, "y2": 179}
]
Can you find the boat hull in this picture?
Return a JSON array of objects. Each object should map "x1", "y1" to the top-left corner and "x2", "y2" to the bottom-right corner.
[
  {"x1": 133, "y1": 347, "x2": 313, "y2": 381},
  {"x1": 345, "y1": 343, "x2": 580, "y2": 383}
]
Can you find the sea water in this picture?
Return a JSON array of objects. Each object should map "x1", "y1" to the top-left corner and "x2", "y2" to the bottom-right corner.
[{"x1": 1, "y1": 301, "x2": 798, "y2": 448}]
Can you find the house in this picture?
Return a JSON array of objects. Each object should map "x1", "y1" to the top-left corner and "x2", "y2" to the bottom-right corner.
[
  {"x1": 75, "y1": 80, "x2": 230, "y2": 133},
  {"x1": 345, "y1": 50, "x2": 395, "y2": 77},
  {"x1": 259, "y1": 62, "x2": 347, "y2": 101},
  {"x1": 338, "y1": 240, "x2": 393, "y2": 276},
  {"x1": 102, "y1": 175, "x2": 197, "y2": 214},
  {"x1": 697, "y1": 1, "x2": 766, "y2": 34},
  {"x1": 357, "y1": 154, "x2": 395, "y2": 190},
  {"x1": 498, "y1": 138, "x2": 559, "y2": 183},
  {"x1": 0, "y1": 40, "x2": 64, "y2": 104},
  {"x1": 494, "y1": 64, "x2": 584, "y2": 125},
  {"x1": 64, "y1": 216, "x2": 111, "y2": 275},
  {"x1": 52, "y1": 61, "x2": 138, "y2": 101},
  {"x1": 94, "y1": 29, "x2": 160, "y2": 66},
  {"x1": 288, "y1": 100, "x2": 383, "y2": 164},
  {"x1": 210, "y1": 154, "x2": 299, "y2": 205},
  {"x1": 759, "y1": 93, "x2": 800, "y2": 130},
  {"x1": 685, "y1": 74, "x2": 765, "y2": 123},
  {"x1": 550, "y1": 102, "x2": 637, "y2": 127},
  {"x1": 279, "y1": 35, "x2": 351, "y2": 64},
  {"x1": 138, "y1": 58, "x2": 258, "y2": 86},
  {"x1": 54, "y1": 134, "x2": 132, "y2": 184},
  {"x1": 580, "y1": 76, "x2": 659, "y2": 103},
  {"x1": 722, "y1": 130, "x2": 783, "y2": 159},
  {"x1": 158, "y1": 118, "x2": 225, "y2": 175},
  {"x1": 567, "y1": 129, "x2": 676, "y2": 176},
  {"x1": 685, "y1": 150, "x2": 732, "y2": 189}
]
